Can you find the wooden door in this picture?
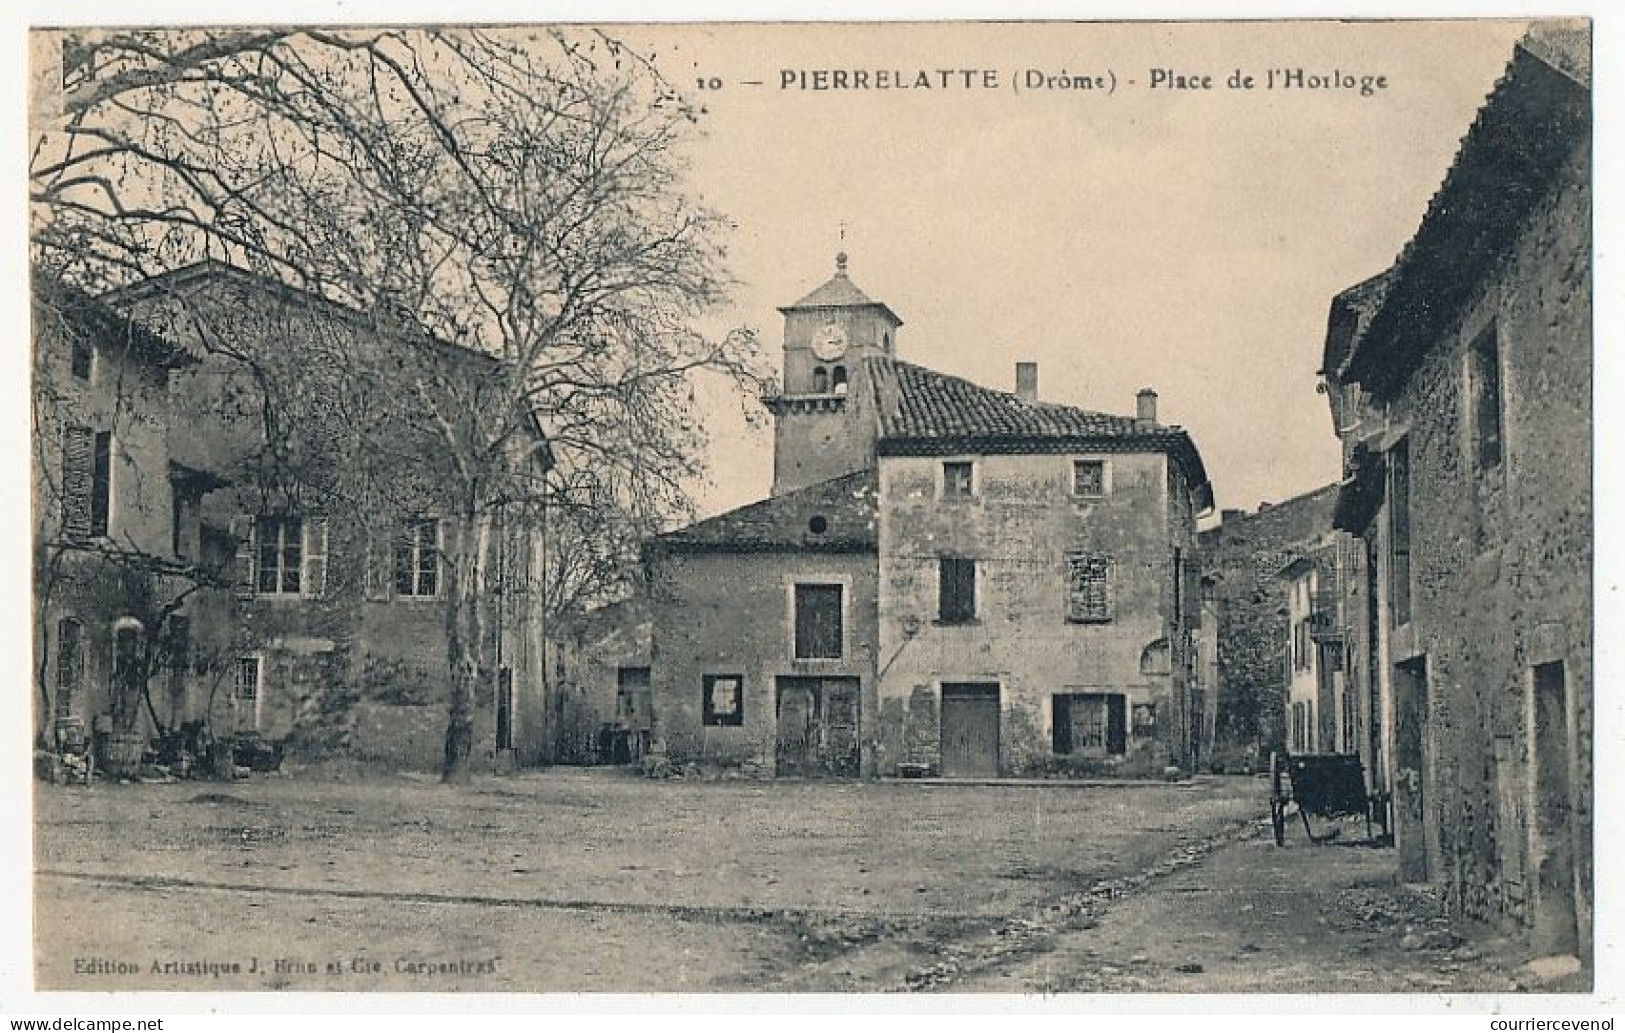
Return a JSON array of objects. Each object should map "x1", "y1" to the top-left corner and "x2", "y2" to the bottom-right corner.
[
  {"x1": 822, "y1": 678, "x2": 860, "y2": 777},
  {"x1": 940, "y1": 683, "x2": 1000, "y2": 777},
  {"x1": 775, "y1": 677, "x2": 820, "y2": 777}
]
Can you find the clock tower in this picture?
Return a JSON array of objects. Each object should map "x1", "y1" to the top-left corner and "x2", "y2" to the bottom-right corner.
[{"x1": 766, "y1": 253, "x2": 903, "y2": 496}]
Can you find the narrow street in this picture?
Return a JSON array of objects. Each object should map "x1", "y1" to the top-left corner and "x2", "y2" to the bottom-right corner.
[{"x1": 33, "y1": 769, "x2": 1562, "y2": 993}]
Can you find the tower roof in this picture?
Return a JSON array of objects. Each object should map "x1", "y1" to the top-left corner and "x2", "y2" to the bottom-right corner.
[{"x1": 778, "y1": 252, "x2": 903, "y2": 326}]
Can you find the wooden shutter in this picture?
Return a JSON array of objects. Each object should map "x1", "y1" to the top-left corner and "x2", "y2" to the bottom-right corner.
[
  {"x1": 939, "y1": 558, "x2": 976, "y2": 622},
  {"x1": 364, "y1": 531, "x2": 393, "y2": 601},
  {"x1": 60, "y1": 426, "x2": 93, "y2": 538},
  {"x1": 303, "y1": 519, "x2": 329, "y2": 599},
  {"x1": 230, "y1": 517, "x2": 256, "y2": 600}
]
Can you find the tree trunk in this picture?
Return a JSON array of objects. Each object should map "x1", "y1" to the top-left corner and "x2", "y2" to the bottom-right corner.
[{"x1": 442, "y1": 504, "x2": 493, "y2": 784}]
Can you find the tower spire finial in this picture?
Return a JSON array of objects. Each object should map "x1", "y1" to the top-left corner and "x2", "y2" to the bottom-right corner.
[{"x1": 836, "y1": 221, "x2": 849, "y2": 273}]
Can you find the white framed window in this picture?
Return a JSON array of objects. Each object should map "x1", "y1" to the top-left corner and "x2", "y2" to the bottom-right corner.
[
  {"x1": 248, "y1": 516, "x2": 328, "y2": 598},
  {"x1": 234, "y1": 654, "x2": 263, "y2": 730},
  {"x1": 393, "y1": 519, "x2": 442, "y2": 599}
]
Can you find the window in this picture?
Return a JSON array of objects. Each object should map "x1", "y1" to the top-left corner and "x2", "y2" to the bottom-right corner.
[
  {"x1": 394, "y1": 519, "x2": 441, "y2": 598},
  {"x1": 942, "y1": 461, "x2": 975, "y2": 499},
  {"x1": 831, "y1": 366, "x2": 849, "y2": 394},
  {"x1": 90, "y1": 431, "x2": 112, "y2": 537},
  {"x1": 255, "y1": 516, "x2": 304, "y2": 595},
  {"x1": 235, "y1": 655, "x2": 262, "y2": 729},
  {"x1": 1469, "y1": 322, "x2": 1503, "y2": 471},
  {"x1": 793, "y1": 584, "x2": 843, "y2": 659},
  {"x1": 1053, "y1": 693, "x2": 1127, "y2": 756},
  {"x1": 938, "y1": 557, "x2": 977, "y2": 623},
  {"x1": 1065, "y1": 552, "x2": 1112, "y2": 622},
  {"x1": 1132, "y1": 702, "x2": 1157, "y2": 738},
  {"x1": 1072, "y1": 459, "x2": 1105, "y2": 498},
  {"x1": 702, "y1": 674, "x2": 744, "y2": 726},
  {"x1": 70, "y1": 339, "x2": 93, "y2": 380},
  {"x1": 54, "y1": 618, "x2": 83, "y2": 719},
  {"x1": 1389, "y1": 437, "x2": 1412, "y2": 627},
  {"x1": 812, "y1": 366, "x2": 829, "y2": 393}
]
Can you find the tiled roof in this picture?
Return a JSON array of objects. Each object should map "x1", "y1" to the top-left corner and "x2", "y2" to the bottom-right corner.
[
  {"x1": 865, "y1": 356, "x2": 1213, "y2": 511},
  {"x1": 651, "y1": 470, "x2": 877, "y2": 554},
  {"x1": 1321, "y1": 267, "x2": 1397, "y2": 377},
  {"x1": 868, "y1": 357, "x2": 1142, "y2": 440},
  {"x1": 33, "y1": 272, "x2": 196, "y2": 370},
  {"x1": 1341, "y1": 31, "x2": 1590, "y2": 397}
]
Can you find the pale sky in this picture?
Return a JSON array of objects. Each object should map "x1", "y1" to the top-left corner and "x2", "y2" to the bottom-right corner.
[{"x1": 609, "y1": 20, "x2": 1534, "y2": 519}]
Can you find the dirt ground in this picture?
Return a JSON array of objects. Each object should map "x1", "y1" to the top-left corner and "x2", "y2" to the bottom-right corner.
[{"x1": 32, "y1": 768, "x2": 1566, "y2": 993}]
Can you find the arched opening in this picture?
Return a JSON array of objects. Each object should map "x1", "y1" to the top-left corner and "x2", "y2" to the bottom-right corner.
[
  {"x1": 812, "y1": 366, "x2": 829, "y2": 393},
  {"x1": 831, "y1": 366, "x2": 849, "y2": 394}
]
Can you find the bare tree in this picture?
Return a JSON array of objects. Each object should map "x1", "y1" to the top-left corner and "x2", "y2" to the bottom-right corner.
[{"x1": 32, "y1": 28, "x2": 767, "y2": 781}]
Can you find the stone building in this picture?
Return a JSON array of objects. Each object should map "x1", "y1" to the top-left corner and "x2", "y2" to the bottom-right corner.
[
  {"x1": 97, "y1": 262, "x2": 553, "y2": 771},
  {"x1": 1318, "y1": 29, "x2": 1591, "y2": 967},
  {"x1": 647, "y1": 255, "x2": 1213, "y2": 777},
  {"x1": 31, "y1": 275, "x2": 230, "y2": 767},
  {"x1": 1195, "y1": 485, "x2": 1338, "y2": 767}
]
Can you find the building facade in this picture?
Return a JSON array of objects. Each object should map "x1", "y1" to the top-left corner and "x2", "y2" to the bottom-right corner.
[
  {"x1": 648, "y1": 256, "x2": 1214, "y2": 777},
  {"x1": 1319, "y1": 31, "x2": 1591, "y2": 964},
  {"x1": 1195, "y1": 485, "x2": 1340, "y2": 768},
  {"x1": 91, "y1": 262, "x2": 551, "y2": 771},
  {"x1": 31, "y1": 276, "x2": 229, "y2": 768}
]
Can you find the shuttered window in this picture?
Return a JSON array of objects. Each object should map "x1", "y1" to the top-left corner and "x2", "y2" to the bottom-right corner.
[
  {"x1": 793, "y1": 584, "x2": 843, "y2": 660},
  {"x1": 938, "y1": 557, "x2": 977, "y2": 623},
  {"x1": 60, "y1": 427, "x2": 93, "y2": 538},
  {"x1": 1065, "y1": 552, "x2": 1112, "y2": 622}
]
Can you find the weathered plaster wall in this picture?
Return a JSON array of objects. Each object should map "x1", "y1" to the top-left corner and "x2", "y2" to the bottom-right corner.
[
  {"x1": 875, "y1": 451, "x2": 1191, "y2": 775},
  {"x1": 647, "y1": 550, "x2": 878, "y2": 772}
]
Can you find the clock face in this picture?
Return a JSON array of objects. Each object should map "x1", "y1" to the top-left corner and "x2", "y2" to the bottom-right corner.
[{"x1": 811, "y1": 322, "x2": 848, "y2": 361}]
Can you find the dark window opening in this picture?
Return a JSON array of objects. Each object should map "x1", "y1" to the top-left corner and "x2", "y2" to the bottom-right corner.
[
  {"x1": 808, "y1": 515, "x2": 828, "y2": 535},
  {"x1": 90, "y1": 430, "x2": 112, "y2": 537},
  {"x1": 943, "y1": 461, "x2": 974, "y2": 499},
  {"x1": 812, "y1": 366, "x2": 829, "y2": 393},
  {"x1": 1389, "y1": 438, "x2": 1412, "y2": 627},
  {"x1": 794, "y1": 584, "x2": 844, "y2": 659},
  {"x1": 70, "y1": 339, "x2": 93, "y2": 380},
  {"x1": 703, "y1": 674, "x2": 744, "y2": 726},
  {"x1": 255, "y1": 516, "x2": 304, "y2": 595},
  {"x1": 831, "y1": 366, "x2": 848, "y2": 394},
  {"x1": 1073, "y1": 459, "x2": 1105, "y2": 497},
  {"x1": 1053, "y1": 692, "x2": 1127, "y2": 756},
  {"x1": 1470, "y1": 322, "x2": 1504, "y2": 470},
  {"x1": 496, "y1": 667, "x2": 514, "y2": 750},
  {"x1": 938, "y1": 557, "x2": 977, "y2": 623},
  {"x1": 394, "y1": 519, "x2": 440, "y2": 597}
]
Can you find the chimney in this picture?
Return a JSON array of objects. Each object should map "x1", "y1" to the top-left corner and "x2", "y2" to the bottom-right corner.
[
  {"x1": 1136, "y1": 387, "x2": 1158, "y2": 427},
  {"x1": 1015, "y1": 361, "x2": 1038, "y2": 402}
]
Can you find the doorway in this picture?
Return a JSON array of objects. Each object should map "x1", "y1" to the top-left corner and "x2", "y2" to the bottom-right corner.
[
  {"x1": 940, "y1": 683, "x2": 1000, "y2": 777},
  {"x1": 775, "y1": 676, "x2": 860, "y2": 777},
  {"x1": 1530, "y1": 660, "x2": 1579, "y2": 956},
  {"x1": 1393, "y1": 656, "x2": 1430, "y2": 882}
]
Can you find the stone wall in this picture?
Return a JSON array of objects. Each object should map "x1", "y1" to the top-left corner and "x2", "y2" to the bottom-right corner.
[
  {"x1": 1197, "y1": 484, "x2": 1338, "y2": 765},
  {"x1": 876, "y1": 450, "x2": 1194, "y2": 775},
  {"x1": 1384, "y1": 136, "x2": 1590, "y2": 949},
  {"x1": 646, "y1": 549, "x2": 879, "y2": 773}
]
